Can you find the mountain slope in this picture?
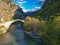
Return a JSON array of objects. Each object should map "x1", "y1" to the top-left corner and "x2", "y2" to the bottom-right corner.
[
  {"x1": 0, "y1": 0, "x2": 19, "y2": 22},
  {"x1": 33, "y1": 0, "x2": 60, "y2": 20}
]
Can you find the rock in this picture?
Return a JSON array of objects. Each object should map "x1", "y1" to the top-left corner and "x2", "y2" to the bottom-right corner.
[
  {"x1": 25, "y1": 31, "x2": 42, "y2": 42},
  {"x1": 0, "y1": 0, "x2": 19, "y2": 22}
]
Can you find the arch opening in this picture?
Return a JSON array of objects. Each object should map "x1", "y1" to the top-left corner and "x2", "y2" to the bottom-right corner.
[{"x1": 7, "y1": 21, "x2": 24, "y2": 33}]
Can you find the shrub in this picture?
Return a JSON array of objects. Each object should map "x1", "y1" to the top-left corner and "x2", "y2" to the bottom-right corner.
[
  {"x1": 39, "y1": 16, "x2": 60, "y2": 45},
  {"x1": 23, "y1": 16, "x2": 40, "y2": 32}
]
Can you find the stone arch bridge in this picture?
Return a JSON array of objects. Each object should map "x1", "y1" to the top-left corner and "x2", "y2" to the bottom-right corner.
[
  {"x1": 0, "y1": 19, "x2": 24, "y2": 34},
  {"x1": 0, "y1": 19, "x2": 41, "y2": 43}
]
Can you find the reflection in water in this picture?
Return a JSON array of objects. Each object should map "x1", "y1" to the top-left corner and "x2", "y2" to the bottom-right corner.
[
  {"x1": 0, "y1": 22, "x2": 41, "y2": 45},
  {"x1": 0, "y1": 33, "x2": 18, "y2": 45}
]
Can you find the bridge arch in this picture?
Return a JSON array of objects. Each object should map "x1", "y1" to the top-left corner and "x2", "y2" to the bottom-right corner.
[{"x1": 7, "y1": 20, "x2": 24, "y2": 32}]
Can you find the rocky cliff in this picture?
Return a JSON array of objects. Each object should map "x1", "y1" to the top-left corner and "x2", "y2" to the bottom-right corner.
[
  {"x1": 13, "y1": 8, "x2": 25, "y2": 20},
  {"x1": 0, "y1": 0, "x2": 19, "y2": 22}
]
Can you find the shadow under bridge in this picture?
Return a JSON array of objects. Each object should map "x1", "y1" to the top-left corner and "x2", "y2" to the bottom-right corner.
[{"x1": 7, "y1": 19, "x2": 24, "y2": 32}]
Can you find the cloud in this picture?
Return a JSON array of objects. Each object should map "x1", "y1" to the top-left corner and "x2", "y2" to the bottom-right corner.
[
  {"x1": 21, "y1": 6, "x2": 41, "y2": 12},
  {"x1": 22, "y1": 8, "x2": 36, "y2": 12},
  {"x1": 35, "y1": 7, "x2": 41, "y2": 9},
  {"x1": 31, "y1": 7, "x2": 41, "y2": 11},
  {"x1": 18, "y1": 1, "x2": 26, "y2": 5},
  {"x1": 23, "y1": 9, "x2": 29, "y2": 12},
  {"x1": 39, "y1": 0, "x2": 45, "y2": 1},
  {"x1": 21, "y1": 6, "x2": 28, "y2": 12},
  {"x1": 17, "y1": 0, "x2": 44, "y2": 12}
]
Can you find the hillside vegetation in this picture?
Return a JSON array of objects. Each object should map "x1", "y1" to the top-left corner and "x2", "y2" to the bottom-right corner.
[
  {"x1": 33, "y1": 0, "x2": 60, "y2": 20},
  {"x1": 24, "y1": 0, "x2": 60, "y2": 45},
  {"x1": 0, "y1": 0, "x2": 18, "y2": 22}
]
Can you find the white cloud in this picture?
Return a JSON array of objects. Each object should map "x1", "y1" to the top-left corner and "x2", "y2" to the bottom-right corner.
[
  {"x1": 32, "y1": 9, "x2": 36, "y2": 11},
  {"x1": 39, "y1": 0, "x2": 45, "y2": 1},
  {"x1": 19, "y1": 6, "x2": 27, "y2": 12},
  {"x1": 18, "y1": 1, "x2": 26, "y2": 5},
  {"x1": 23, "y1": 8, "x2": 35, "y2": 12},
  {"x1": 32, "y1": 9, "x2": 38, "y2": 11},
  {"x1": 22, "y1": 8, "x2": 29, "y2": 12},
  {"x1": 22, "y1": 6, "x2": 41, "y2": 12},
  {"x1": 35, "y1": 7, "x2": 41, "y2": 9},
  {"x1": 30, "y1": 7, "x2": 41, "y2": 12}
]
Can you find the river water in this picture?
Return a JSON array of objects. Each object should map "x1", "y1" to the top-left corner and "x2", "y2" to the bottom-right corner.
[{"x1": 0, "y1": 22, "x2": 41, "y2": 45}]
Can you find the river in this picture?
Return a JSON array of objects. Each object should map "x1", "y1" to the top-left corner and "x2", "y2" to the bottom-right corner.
[{"x1": 0, "y1": 22, "x2": 41, "y2": 45}]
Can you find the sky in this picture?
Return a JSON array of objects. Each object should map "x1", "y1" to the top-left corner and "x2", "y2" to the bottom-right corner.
[{"x1": 13, "y1": 0, "x2": 45, "y2": 12}]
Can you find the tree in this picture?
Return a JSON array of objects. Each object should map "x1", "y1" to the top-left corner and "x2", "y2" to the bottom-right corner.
[
  {"x1": 39, "y1": 16, "x2": 60, "y2": 45},
  {"x1": 23, "y1": 16, "x2": 40, "y2": 32}
]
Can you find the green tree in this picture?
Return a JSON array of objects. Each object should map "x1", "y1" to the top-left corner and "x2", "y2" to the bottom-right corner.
[
  {"x1": 39, "y1": 16, "x2": 60, "y2": 45},
  {"x1": 23, "y1": 16, "x2": 40, "y2": 32}
]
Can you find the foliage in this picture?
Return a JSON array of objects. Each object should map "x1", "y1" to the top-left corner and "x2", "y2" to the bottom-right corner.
[
  {"x1": 23, "y1": 16, "x2": 40, "y2": 32},
  {"x1": 3, "y1": 0, "x2": 12, "y2": 3},
  {"x1": 0, "y1": 0, "x2": 18, "y2": 22},
  {"x1": 38, "y1": 16, "x2": 60, "y2": 45},
  {"x1": 0, "y1": 30, "x2": 3, "y2": 35},
  {"x1": 32, "y1": 0, "x2": 60, "y2": 20},
  {"x1": 0, "y1": 26, "x2": 5, "y2": 35},
  {"x1": 31, "y1": 0, "x2": 60, "y2": 45},
  {"x1": 24, "y1": 15, "x2": 60, "y2": 45}
]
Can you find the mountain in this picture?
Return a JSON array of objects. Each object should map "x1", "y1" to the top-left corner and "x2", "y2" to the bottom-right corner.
[
  {"x1": 24, "y1": 10, "x2": 40, "y2": 17},
  {"x1": 42, "y1": 0, "x2": 57, "y2": 8},
  {"x1": 0, "y1": 0, "x2": 19, "y2": 22},
  {"x1": 13, "y1": 8, "x2": 24, "y2": 20},
  {"x1": 33, "y1": 0, "x2": 60, "y2": 20},
  {"x1": 12, "y1": 0, "x2": 44, "y2": 19},
  {"x1": 13, "y1": 7, "x2": 40, "y2": 20}
]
